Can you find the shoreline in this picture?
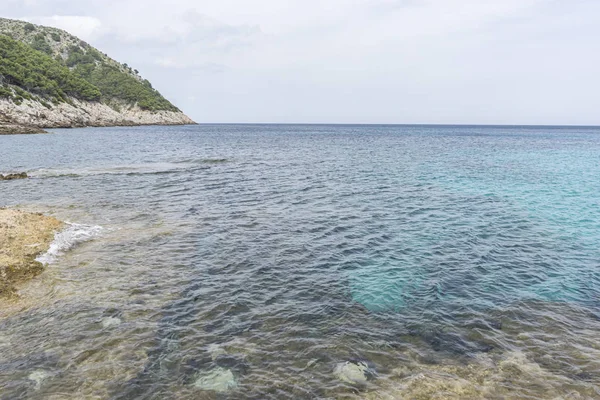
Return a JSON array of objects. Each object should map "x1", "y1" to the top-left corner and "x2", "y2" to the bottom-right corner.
[
  {"x1": 0, "y1": 121, "x2": 198, "y2": 135},
  {"x1": 0, "y1": 123, "x2": 49, "y2": 135},
  {"x1": 0, "y1": 209, "x2": 63, "y2": 297},
  {"x1": 0, "y1": 97, "x2": 196, "y2": 134}
]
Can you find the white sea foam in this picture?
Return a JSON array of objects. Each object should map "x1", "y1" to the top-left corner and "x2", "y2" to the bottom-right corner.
[
  {"x1": 30, "y1": 162, "x2": 208, "y2": 178},
  {"x1": 36, "y1": 223, "x2": 103, "y2": 265}
]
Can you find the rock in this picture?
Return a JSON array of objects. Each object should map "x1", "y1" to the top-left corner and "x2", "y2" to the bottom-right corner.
[
  {"x1": 0, "y1": 172, "x2": 28, "y2": 181},
  {"x1": 28, "y1": 370, "x2": 51, "y2": 389},
  {"x1": 101, "y1": 317, "x2": 122, "y2": 328},
  {"x1": 334, "y1": 361, "x2": 370, "y2": 385},
  {"x1": 0, "y1": 97, "x2": 195, "y2": 129},
  {"x1": 0, "y1": 209, "x2": 63, "y2": 297},
  {"x1": 207, "y1": 343, "x2": 227, "y2": 360},
  {"x1": 193, "y1": 367, "x2": 238, "y2": 392},
  {"x1": 0, "y1": 123, "x2": 47, "y2": 135}
]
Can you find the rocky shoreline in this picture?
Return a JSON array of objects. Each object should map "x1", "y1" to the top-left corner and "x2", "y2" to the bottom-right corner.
[
  {"x1": 0, "y1": 97, "x2": 195, "y2": 134},
  {"x1": 0, "y1": 209, "x2": 63, "y2": 297},
  {"x1": 0, "y1": 123, "x2": 48, "y2": 135},
  {"x1": 0, "y1": 172, "x2": 28, "y2": 180}
]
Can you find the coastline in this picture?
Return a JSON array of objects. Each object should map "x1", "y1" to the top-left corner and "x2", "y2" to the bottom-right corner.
[
  {"x1": 0, "y1": 97, "x2": 196, "y2": 135},
  {"x1": 0, "y1": 123, "x2": 48, "y2": 135},
  {"x1": 0, "y1": 209, "x2": 63, "y2": 297},
  {"x1": 0, "y1": 121, "x2": 198, "y2": 136}
]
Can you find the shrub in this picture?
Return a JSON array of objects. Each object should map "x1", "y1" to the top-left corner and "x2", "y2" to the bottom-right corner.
[
  {"x1": 79, "y1": 64, "x2": 178, "y2": 111},
  {"x1": 31, "y1": 33, "x2": 52, "y2": 55},
  {"x1": 0, "y1": 34, "x2": 178, "y2": 111},
  {"x1": 0, "y1": 85, "x2": 13, "y2": 98},
  {"x1": 0, "y1": 35, "x2": 102, "y2": 102}
]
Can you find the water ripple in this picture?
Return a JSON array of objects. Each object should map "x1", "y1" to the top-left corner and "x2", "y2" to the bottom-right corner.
[{"x1": 1, "y1": 124, "x2": 600, "y2": 398}]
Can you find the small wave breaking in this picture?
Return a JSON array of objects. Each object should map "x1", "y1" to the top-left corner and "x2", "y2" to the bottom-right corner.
[
  {"x1": 29, "y1": 162, "x2": 217, "y2": 179},
  {"x1": 36, "y1": 223, "x2": 103, "y2": 265}
]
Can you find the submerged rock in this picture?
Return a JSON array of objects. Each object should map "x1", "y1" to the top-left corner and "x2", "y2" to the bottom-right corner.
[
  {"x1": 28, "y1": 370, "x2": 51, "y2": 389},
  {"x1": 0, "y1": 172, "x2": 28, "y2": 180},
  {"x1": 207, "y1": 343, "x2": 227, "y2": 361},
  {"x1": 101, "y1": 317, "x2": 122, "y2": 328},
  {"x1": 193, "y1": 367, "x2": 237, "y2": 392},
  {"x1": 334, "y1": 361, "x2": 370, "y2": 385}
]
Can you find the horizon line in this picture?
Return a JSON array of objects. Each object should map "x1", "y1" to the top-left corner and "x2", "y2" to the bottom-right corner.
[{"x1": 190, "y1": 122, "x2": 600, "y2": 128}]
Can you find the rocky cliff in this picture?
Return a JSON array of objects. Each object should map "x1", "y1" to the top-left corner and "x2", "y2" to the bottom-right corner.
[
  {"x1": 0, "y1": 18, "x2": 194, "y2": 132},
  {"x1": 0, "y1": 97, "x2": 194, "y2": 129}
]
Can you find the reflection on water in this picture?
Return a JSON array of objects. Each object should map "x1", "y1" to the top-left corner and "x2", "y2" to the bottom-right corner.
[{"x1": 0, "y1": 124, "x2": 599, "y2": 399}]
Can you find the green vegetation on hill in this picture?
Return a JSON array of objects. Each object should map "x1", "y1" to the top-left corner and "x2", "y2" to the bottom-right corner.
[
  {"x1": 31, "y1": 33, "x2": 53, "y2": 55},
  {"x1": 0, "y1": 19, "x2": 181, "y2": 112},
  {"x1": 74, "y1": 64, "x2": 178, "y2": 111},
  {"x1": 0, "y1": 35, "x2": 101, "y2": 103}
]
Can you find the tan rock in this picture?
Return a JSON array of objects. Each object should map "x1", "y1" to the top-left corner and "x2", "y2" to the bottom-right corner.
[
  {"x1": 0, "y1": 124, "x2": 47, "y2": 135},
  {"x1": 0, "y1": 98, "x2": 195, "y2": 130},
  {"x1": 0, "y1": 172, "x2": 28, "y2": 180},
  {"x1": 0, "y1": 209, "x2": 63, "y2": 297}
]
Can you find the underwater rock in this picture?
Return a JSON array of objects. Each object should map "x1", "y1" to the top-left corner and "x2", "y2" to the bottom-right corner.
[
  {"x1": 0, "y1": 172, "x2": 28, "y2": 180},
  {"x1": 101, "y1": 317, "x2": 122, "y2": 328},
  {"x1": 193, "y1": 367, "x2": 237, "y2": 392},
  {"x1": 334, "y1": 361, "x2": 369, "y2": 385},
  {"x1": 207, "y1": 343, "x2": 227, "y2": 361},
  {"x1": 28, "y1": 370, "x2": 50, "y2": 389}
]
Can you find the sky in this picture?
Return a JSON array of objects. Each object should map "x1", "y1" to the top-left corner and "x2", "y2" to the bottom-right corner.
[{"x1": 4, "y1": 0, "x2": 600, "y2": 124}]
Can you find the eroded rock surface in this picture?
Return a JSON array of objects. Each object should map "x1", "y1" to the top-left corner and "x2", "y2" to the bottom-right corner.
[
  {"x1": 0, "y1": 124, "x2": 47, "y2": 135},
  {"x1": 0, "y1": 98, "x2": 195, "y2": 130},
  {"x1": 0, "y1": 209, "x2": 63, "y2": 297},
  {"x1": 0, "y1": 172, "x2": 28, "y2": 180}
]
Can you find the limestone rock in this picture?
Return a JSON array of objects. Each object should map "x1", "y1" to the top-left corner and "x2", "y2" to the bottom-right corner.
[
  {"x1": 28, "y1": 370, "x2": 51, "y2": 390},
  {"x1": 0, "y1": 124, "x2": 47, "y2": 135},
  {"x1": 334, "y1": 361, "x2": 370, "y2": 385},
  {"x1": 0, "y1": 98, "x2": 195, "y2": 129},
  {"x1": 0, "y1": 172, "x2": 28, "y2": 181},
  {"x1": 101, "y1": 317, "x2": 122, "y2": 328},
  {"x1": 193, "y1": 367, "x2": 238, "y2": 392}
]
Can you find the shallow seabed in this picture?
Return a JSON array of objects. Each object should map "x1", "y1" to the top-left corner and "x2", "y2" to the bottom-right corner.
[{"x1": 1, "y1": 124, "x2": 599, "y2": 399}]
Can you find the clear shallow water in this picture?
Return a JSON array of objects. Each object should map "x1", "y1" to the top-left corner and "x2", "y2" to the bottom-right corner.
[{"x1": 1, "y1": 124, "x2": 600, "y2": 399}]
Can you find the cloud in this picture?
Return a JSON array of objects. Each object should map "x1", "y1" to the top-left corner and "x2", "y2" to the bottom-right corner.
[
  {"x1": 22, "y1": 15, "x2": 103, "y2": 40},
  {"x1": 7, "y1": 0, "x2": 600, "y2": 124},
  {"x1": 155, "y1": 58, "x2": 227, "y2": 73}
]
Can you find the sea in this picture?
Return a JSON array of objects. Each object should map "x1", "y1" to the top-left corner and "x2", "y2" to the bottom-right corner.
[{"x1": 1, "y1": 124, "x2": 599, "y2": 399}]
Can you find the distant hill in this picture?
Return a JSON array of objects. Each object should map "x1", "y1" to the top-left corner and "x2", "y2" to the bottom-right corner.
[{"x1": 0, "y1": 18, "x2": 194, "y2": 133}]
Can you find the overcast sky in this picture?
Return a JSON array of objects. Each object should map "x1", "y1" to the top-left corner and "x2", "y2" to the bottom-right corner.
[{"x1": 5, "y1": 0, "x2": 600, "y2": 124}]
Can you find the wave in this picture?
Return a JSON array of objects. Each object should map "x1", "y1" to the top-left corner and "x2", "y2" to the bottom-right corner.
[
  {"x1": 36, "y1": 223, "x2": 103, "y2": 265},
  {"x1": 172, "y1": 158, "x2": 229, "y2": 164},
  {"x1": 29, "y1": 162, "x2": 214, "y2": 179}
]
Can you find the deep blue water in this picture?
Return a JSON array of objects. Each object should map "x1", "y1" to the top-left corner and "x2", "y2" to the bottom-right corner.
[{"x1": 1, "y1": 124, "x2": 600, "y2": 399}]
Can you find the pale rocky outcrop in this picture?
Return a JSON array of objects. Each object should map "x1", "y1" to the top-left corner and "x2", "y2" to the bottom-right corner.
[
  {"x1": 193, "y1": 367, "x2": 238, "y2": 392},
  {"x1": 334, "y1": 361, "x2": 370, "y2": 384},
  {"x1": 0, "y1": 97, "x2": 195, "y2": 129},
  {"x1": 0, "y1": 124, "x2": 47, "y2": 134},
  {"x1": 0, "y1": 173, "x2": 28, "y2": 180},
  {"x1": 0, "y1": 209, "x2": 63, "y2": 297}
]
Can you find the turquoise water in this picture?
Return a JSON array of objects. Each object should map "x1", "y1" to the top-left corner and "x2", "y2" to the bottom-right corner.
[{"x1": 1, "y1": 124, "x2": 599, "y2": 398}]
